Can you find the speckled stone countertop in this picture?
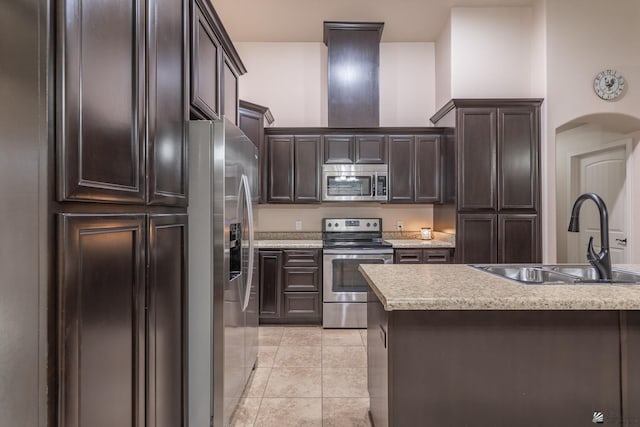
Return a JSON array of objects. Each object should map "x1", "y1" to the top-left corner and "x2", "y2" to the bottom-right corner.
[
  {"x1": 254, "y1": 240, "x2": 323, "y2": 249},
  {"x1": 360, "y1": 264, "x2": 640, "y2": 311},
  {"x1": 385, "y1": 239, "x2": 455, "y2": 249}
]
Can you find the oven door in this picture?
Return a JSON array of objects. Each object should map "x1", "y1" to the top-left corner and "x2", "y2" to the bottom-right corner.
[{"x1": 323, "y1": 250, "x2": 394, "y2": 302}]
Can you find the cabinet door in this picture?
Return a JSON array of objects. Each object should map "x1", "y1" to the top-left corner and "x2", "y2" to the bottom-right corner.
[
  {"x1": 59, "y1": 214, "x2": 146, "y2": 427},
  {"x1": 222, "y1": 56, "x2": 239, "y2": 125},
  {"x1": 456, "y1": 214, "x2": 497, "y2": 264},
  {"x1": 147, "y1": 0, "x2": 187, "y2": 206},
  {"x1": 415, "y1": 136, "x2": 441, "y2": 203},
  {"x1": 191, "y1": 2, "x2": 220, "y2": 119},
  {"x1": 498, "y1": 107, "x2": 539, "y2": 211},
  {"x1": 323, "y1": 135, "x2": 354, "y2": 164},
  {"x1": 457, "y1": 108, "x2": 497, "y2": 211},
  {"x1": 239, "y1": 107, "x2": 263, "y2": 149},
  {"x1": 355, "y1": 135, "x2": 386, "y2": 164},
  {"x1": 259, "y1": 251, "x2": 283, "y2": 320},
  {"x1": 239, "y1": 106, "x2": 265, "y2": 202},
  {"x1": 147, "y1": 214, "x2": 187, "y2": 427},
  {"x1": 394, "y1": 249, "x2": 422, "y2": 264},
  {"x1": 498, "y1": 214, "x2": 540, "y2": 263},
  {"x1": 283, "y1": 293, "x2": 321, "y2": 321},
  {"x1": 58, "y1": 0, "x2": 145, "y2": 203},
  {"x1": 294, "y1": 136, "x2": 321, "y2": 203},
  {"x1": 266, "y1": 136, "x2": 294, "y2": 203},
  {"x1": 388, "y1": 136, "x2": 414, "y2": 203},
  {"x1": 283, "y1": 268, "x2": 320, "y2": 292}
]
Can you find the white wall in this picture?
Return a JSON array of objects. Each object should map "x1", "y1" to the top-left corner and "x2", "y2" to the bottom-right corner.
[
  {"x1": 255, "y1": 204, "x2": 434, "y2": 232},
  {"x1": 543, "y1": 0, "x2": 640, "y2": 262},
  {"x1": 380, "y1": 43, "x2": 435, "y2": 126},
  {"x1": 435, "y1": 16, "x2": 452, "y2": 109},
  {"x1": 236, "y1": 41, "x2": 436, "y2": 127},
  {"x1": 236, "y1": 42, "x2": 328, "y2": 127},
  {"x1": 449, "y1": 7, "x2": 540, "y2": 99}
]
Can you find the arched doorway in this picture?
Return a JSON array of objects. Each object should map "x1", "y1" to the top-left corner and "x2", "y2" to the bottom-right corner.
[{"x1": 555, "y1": 113, "x2": 640, "y2": 263}]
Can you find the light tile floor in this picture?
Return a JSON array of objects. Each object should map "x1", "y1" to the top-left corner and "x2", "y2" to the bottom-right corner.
[{"x1": 230, "y1": 326, "x2": 371, "y2": 427}]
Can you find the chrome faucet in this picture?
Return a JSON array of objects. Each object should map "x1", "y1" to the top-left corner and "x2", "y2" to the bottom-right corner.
[{"x1": 567, "y1": 193, "x2": 612, "y2": 280}]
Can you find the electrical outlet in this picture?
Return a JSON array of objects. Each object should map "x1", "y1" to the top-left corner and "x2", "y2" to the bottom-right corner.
[
  {"x1": 295, "y1": 220, "x2": 302, "y2": 231},
  {"x1": 396, "y1": 221, "x2": 404, "y2": 230}
]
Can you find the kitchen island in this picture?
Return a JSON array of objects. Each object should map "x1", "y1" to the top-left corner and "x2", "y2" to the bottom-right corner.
[{"x1": 360, "y1": 264, "x2": 640, "y2": 427}]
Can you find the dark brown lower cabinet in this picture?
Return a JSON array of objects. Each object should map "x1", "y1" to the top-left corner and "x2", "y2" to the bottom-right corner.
[
  {"x1": 147, "y1": 214, "x2": 187, "y2": 427},
  {"x1": 368, "y1": 290, "x2": 628, "y2": 427},
  {"x1": 259, "y1": 251, "x2": 283, "y2": 320},
  {"x1": 59, "y1": 213, "x2": 187, "y2": 427},
  {"x1": 457, "y1": 213, "x2": 539, "y2": 264},
  {"x1": 59, "y1": 214, "x2": 146, "y2": 427},
  {"x1": 394, "y1": 248, "x2": 453, "y2": 264},
  {"x1": 259, "y1": 249, "x2": 322, "y2": 324}
]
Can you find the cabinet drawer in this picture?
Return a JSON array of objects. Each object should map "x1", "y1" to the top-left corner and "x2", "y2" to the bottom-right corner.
[
  {"x1": 283, "y1": 292, "x2": 321, "y2": 318},
  {"x1": 422, "y1": 249, "x2": 452, "y2": 264},
  {"x1": 283, "y1": 267, "x2": 319, "y2": 292},
  {"x1": 394, "y1": 249, "x2": 422, "y2": 264},
  {"x1": 283, "y1": 249, "x2": 320, "y2": 267}
]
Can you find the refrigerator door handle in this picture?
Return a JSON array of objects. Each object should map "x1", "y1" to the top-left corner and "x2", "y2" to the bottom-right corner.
[{"x1": 241, "y1": 174, "x2": 254, "y2": 311}]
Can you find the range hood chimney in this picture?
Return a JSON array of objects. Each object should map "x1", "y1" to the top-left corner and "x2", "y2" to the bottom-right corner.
[{"x1": 323, "y1": 22, "x2": 384, "y2": 128}]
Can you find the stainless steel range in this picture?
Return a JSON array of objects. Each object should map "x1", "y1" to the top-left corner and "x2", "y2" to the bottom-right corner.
[{"x1": 322, "y1": 218, "x2": 394, "y2": 328}]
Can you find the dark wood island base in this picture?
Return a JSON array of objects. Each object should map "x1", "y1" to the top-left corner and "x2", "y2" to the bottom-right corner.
[{"x1": 367, "y1": 289, "x2": 640, "y2": 427}]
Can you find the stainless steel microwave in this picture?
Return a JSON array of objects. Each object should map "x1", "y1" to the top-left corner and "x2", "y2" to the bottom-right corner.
[{"x1": 322, "y1": 164, "x2": 388, "y2": 202}]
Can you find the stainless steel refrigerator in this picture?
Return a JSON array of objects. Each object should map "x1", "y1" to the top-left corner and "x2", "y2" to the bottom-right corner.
[{"x1": 188, "y1": 119, "x2": 259, "y2": 427}]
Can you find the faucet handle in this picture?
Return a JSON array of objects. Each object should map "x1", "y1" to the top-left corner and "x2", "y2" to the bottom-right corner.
[{"x1": 587, "y1": 236, "x2": 598, "y2": 261}]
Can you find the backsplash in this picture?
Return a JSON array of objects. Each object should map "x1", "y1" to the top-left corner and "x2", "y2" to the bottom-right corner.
[{"x1": 255, "y1": 204, "x2": 434, "y2": 232}]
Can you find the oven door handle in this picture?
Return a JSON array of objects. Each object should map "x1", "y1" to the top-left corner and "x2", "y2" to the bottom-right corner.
[{"x1": 372, "y1": 173, "x2": 376, "y2": 197}]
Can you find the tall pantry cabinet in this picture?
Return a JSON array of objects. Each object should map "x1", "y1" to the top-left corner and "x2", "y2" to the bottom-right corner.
[
  {"x1": 56, "y1": 0, "x2": 188, "y2": 424},
  {"x1": 431, "y1": 99, "x2": 543, "y2": 264}
]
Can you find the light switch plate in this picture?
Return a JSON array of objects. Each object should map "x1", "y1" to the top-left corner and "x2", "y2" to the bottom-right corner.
[{"x1": 295, "y1": 220, "x2": 302, "y2": 231}]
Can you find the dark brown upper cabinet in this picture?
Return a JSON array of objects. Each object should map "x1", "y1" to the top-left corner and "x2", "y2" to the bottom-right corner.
[
  {"x1": 58, "y1": 0, "x2": 145, "y2": 203},
  {"x1": 266, "y1": 135, "x2": 294, "y2": 203},
  {"x1": 388, "y1": 136, "x2": 414, "y2": 203},
  {"x1": 415, "y1": 136, "x2": 441, "y2": 203},
  {"x1": 452, "y1": 103, "x2": 539, "y2": 213},
  {"x1": 324, "y1": 22, "x2": 384, "y2": 127},
  {"x1": 191, "y1": 2, "x2": 220, "y2": 119},
  {"x1": 323, "y1": 134, "x2": 385, "y2": 164},
  {"x1": 388, "y1": 134, "x2": 441, "y2": 204},
  {"x1": 58, "y1": 0, "x2": 188, "y2": 206},
  {"x1": 190, "y1": 0, "x2": 246, "y2": 121},
  {"x1": 58, "y1": 214, "x2": 146, "y2": 427},
  {"x1": 323, "y1": 135, "x2": 354, "y2": 164},
  {"x1": 294, "y1": 136, "x2": 322, "y2": 203},
  {"x1": 266, "y1": 135, "x2": 321, "y2": 203},
  {"x1": 355, "y1": 135, "x2": 386, "y2": 164},
  {"x1": 239, "y1": 100, "x2": 275, "y2": 204},
  {"x1": 498, "y1": 107, "x2": 539, "y2": 211},
  {"x1": 147, "y1": 0, "x2": 187, "y2": 206},
  {"x1": 222, "y1": 56, "x2": 239, "y2": 125},
  {"x1": 457, "y1": 108, "x2": 497, "y2": 211}
]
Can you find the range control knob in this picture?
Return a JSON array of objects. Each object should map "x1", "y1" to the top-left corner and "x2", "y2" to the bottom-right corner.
[
  {"x1": 373, "y1": 222, "x2": 378, "y2": 227},
  {"x1": 327, "y1": 223, "x2": 332, "y2": 227},
  {"x1": 334, "y1": 223, "x2": 339, "y2": 227},
  {"x1": 366, "y1": 222, "x2": 371, "y2": 227}
]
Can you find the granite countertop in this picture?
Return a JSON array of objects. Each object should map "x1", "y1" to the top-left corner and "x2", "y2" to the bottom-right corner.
[
  {"x1": 360, "y1": 264, "x2": 640, "y2": 311},
  {"x1": 254, "y1": 240, "x2": 323, "y2": 249},
  {"x1": 385, "y1": 239, "x2": 455, "y2": 249}
]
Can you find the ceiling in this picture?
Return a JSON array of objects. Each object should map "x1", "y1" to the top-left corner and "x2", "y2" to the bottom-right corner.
[{"x1": 211, "y1": 0, "x2": 535, "y2": 43}]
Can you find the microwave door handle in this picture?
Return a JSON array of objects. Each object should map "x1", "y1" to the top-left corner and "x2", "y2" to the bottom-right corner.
[{"x1": 372, "y1": 173, "x2": 377, "y2": 196}]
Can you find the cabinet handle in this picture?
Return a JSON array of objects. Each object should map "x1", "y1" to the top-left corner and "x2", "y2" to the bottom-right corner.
[{"x1": 379, "y1": 324, "x2": 387, "y2": 349}]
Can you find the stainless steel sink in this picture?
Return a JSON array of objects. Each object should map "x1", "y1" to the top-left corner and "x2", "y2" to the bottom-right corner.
[
  {"x1": 480, "y1": 266, "x2": 576, "y2": 284},
  {"x1": 473, "y1": 264, "x2": 640, "y2": 285}
]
